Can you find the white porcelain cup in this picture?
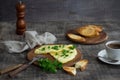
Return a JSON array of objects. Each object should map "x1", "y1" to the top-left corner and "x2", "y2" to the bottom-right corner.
[{"x1": 105, "y1": 40, "x2": 120, "y2": 60}]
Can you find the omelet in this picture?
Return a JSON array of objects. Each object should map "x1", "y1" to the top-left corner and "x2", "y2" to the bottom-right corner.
[
  {"x1": 50, "y1": 48, "x2": 77, "y2": 63},
  {"x1": 35, "y1": 44, "x2": 74, "y2": 54},
  {"x1": 34, "y1": 44, "x2": 77, "y2": 63}
]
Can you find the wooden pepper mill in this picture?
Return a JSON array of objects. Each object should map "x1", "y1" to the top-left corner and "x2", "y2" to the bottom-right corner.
[{"x1": 16, "y1": 1, "x2": 26, "y2": 35}]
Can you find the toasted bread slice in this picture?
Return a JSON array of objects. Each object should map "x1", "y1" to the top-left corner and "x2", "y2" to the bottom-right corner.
[
  {"x1": 67, "y1": 33, "x2": 86, "y2": 42},
  {"x1": 88, "y1": 25, "x2": 103, "y2": 32},
  {"x1": 63, "y1": 66, "x2": 76, "y2": 76},
  {"x1": 76, "y1": 26, "x2": 99, "y2": 38},
  {"x1": 75, "y1": 59, "x2": 88, "y2": 71}
]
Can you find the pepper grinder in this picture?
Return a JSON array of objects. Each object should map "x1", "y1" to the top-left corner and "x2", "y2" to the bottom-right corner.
[{"x1": 16, "y1": 1, "x2": 26, "y2": 35}]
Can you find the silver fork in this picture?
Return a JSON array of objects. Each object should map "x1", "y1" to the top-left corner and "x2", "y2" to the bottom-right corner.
[{"x1": 9, "y1": 55, "x2": 46, "y2": 78}]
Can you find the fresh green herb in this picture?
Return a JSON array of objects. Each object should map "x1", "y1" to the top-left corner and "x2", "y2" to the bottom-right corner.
[
  {"x1": 55, "y1": 52, "x2": 58, "y2": 56},
  {"x1": 69, "y1": 45, "x2": 76, "y2": 50},
  {"x1": 61, "y1": 49, "x2": 69, "y2": 58},
  {"x1": 63, "y1": 49, "x2": 69, "y2": 54},
  {"x1": 59, "y1": 45, "x2": 61, "y2": 47},
  {"x1": 37, "y1": 58, "x2": 62, "y2": 73},
  {"x1": 52, "y1": 46, "x2": 59, "y2": 50},
  {"x1": 41, "y1": 47, "x2": 45, "y2": 51},
  {"x1": 48, "y1": 46, "x2": 50, "y2": 49},
  {"x1": 53, "y1": 60, "x2": 62, "y2": 69},
  {"x1": 70, "y1": 51, "x2": 73, "y2": 53}
]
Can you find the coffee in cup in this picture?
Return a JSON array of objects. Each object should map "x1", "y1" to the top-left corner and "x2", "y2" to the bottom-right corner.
[{"x1": 105, "y1": 40, "x2": 120, "y2": 61}]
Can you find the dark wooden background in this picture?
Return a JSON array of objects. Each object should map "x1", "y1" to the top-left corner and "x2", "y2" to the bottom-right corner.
[
  {"x1": 0, "y1": 0, "x2": 120, "y2": 22},
  {"x1": 0, "y1": 0, "x2": 120, "y2": 80},
  {"x1": 0, "y1": 21, "x2": 120, "y2": 80}
]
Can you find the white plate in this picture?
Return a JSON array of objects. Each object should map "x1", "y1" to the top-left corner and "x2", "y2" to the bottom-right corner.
[{"x1": 98, "y1": 49, "x2": 120, "y2": 65}]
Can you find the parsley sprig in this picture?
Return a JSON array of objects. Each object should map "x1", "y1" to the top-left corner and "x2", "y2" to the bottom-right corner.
[
  {"x1": 69, "y1": 45, "x2": 76, "y2": 50},
  {"x1": 37, "y1": 58, "x2": 62, "y2": 73}
]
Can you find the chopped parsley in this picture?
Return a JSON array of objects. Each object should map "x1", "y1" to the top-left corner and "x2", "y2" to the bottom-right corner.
[
  {"x1": 69, "y1": 45, "x2": 76, "y2": 50},
  {"x1": 61, "y1": 49, "x2": 69, "y2": 58},
  {"x1": 48, "y1": 46, "x2": 50, "y2": 49},
  {"x1": 41, "y1": 47, "x2": 45, "y2": 51},
  {"x1": 37, "y1": 58, "x2": 62, "y2": 73},
  {"x1": 51, "y1": 46, "x2": 59, "y2": 50},
  {"x1": 59, "y1": 45, "x2": 61, "y2": 47},
  {"x1": 55, "y1": 52, "x2": 58, "y2": 56}
]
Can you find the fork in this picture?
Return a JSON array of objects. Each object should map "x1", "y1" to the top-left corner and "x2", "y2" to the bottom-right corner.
[{"x1": 9, "y1": 55, "x2": 46, "y2": 78}]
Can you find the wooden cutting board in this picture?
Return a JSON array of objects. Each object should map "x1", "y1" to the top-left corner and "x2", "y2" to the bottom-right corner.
[
  {"x1": 66, "y1": 30, "x2": 108, "y2": 44},
  {"x1": 27, "y1": 46, "x2": 82, "y2": 67}
]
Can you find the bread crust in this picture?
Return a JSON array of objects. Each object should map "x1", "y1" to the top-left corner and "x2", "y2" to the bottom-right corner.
[
  {"x1": 90, "y1": 25, "x2": 102, "y2": 32},
  {"x1": 67, "y1": 33, "x2": 86, "y2": 42},
  {"x1": 63, "y1": 66, "x2": 76, "y2": 76},
  {"x1": 75, "y1": 59, "x2": 88, "y2": 71},
  {"x1": 75, "y1": 25, "x2": 103, "y2": 38}
]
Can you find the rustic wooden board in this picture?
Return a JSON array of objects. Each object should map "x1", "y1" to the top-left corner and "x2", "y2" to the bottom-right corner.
[
  {"x1": 66, "y1": 30, "x2": 108, "y2": 44},
  {"x1": 27, "y1": 46, "x2": 82, "y2": 67}
]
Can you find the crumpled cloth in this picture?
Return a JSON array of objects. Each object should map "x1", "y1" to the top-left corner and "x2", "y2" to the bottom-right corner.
[{"x1": 0, "y1": 31, "x2": 57, "y2": 53}]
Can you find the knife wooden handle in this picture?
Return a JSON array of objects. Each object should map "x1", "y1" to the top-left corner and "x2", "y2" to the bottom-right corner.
[
  {"x1": 0, "y1": 64, "x2": 23, "y2": 75},
  {"x1": 9, "y1": 64, "x2": 29, "y2": 78}
]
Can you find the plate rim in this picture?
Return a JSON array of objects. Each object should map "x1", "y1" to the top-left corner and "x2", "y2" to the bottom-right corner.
[{"x1": 98, "y1": 49, "x2": 120, "y2": 65}]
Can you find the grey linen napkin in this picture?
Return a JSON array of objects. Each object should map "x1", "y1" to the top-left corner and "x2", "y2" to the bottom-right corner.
[{"x1": 1, "y1": 31, "x2": 57, "y2": 53}]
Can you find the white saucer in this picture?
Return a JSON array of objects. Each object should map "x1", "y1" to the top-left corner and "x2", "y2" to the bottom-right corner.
[{"x1": 98, "y1": 49, "x2": 120, "y2": 65}]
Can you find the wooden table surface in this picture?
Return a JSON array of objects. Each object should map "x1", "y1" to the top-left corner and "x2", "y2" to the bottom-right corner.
[{"x1": 0, "y1": 21, "x2": 120, "y2": 80}]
